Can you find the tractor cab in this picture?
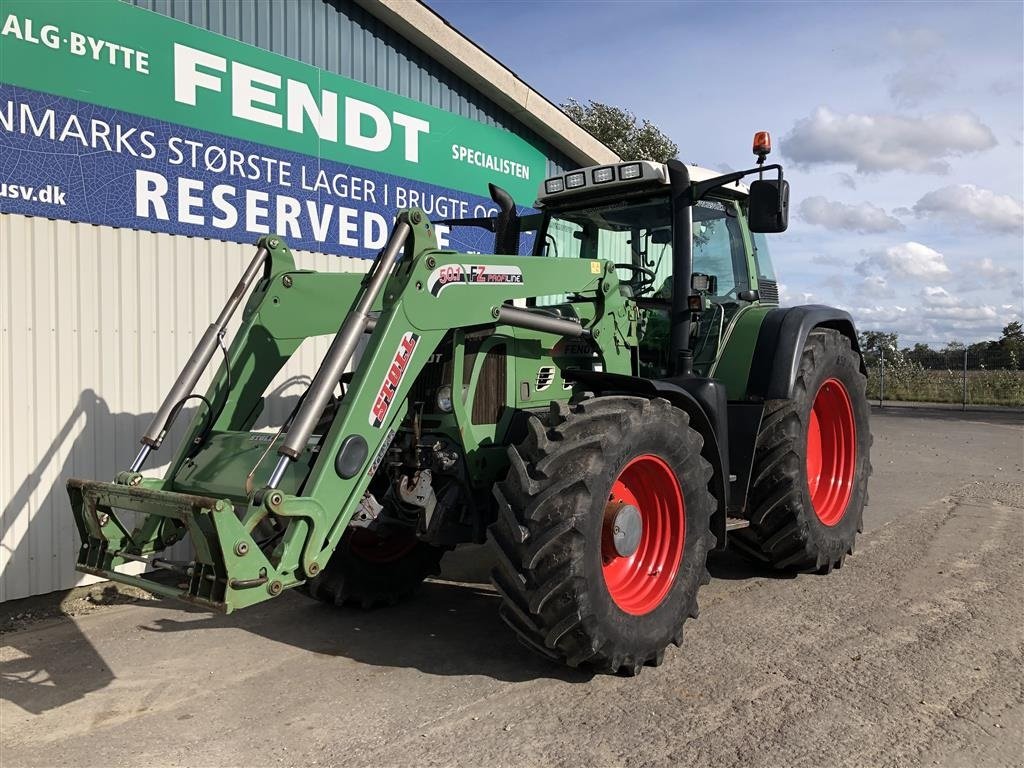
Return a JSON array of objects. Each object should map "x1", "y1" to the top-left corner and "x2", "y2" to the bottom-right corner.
[{"x1": 530, "y1": 149, "x2": 786, "y2": 378}]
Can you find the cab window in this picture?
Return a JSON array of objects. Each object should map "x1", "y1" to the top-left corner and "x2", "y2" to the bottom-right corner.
[{"x1": 689, "y1": 200, "x2": 749, "y2": 299}]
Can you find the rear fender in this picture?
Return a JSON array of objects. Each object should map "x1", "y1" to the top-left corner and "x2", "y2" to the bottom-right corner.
[{"x1": 746, "y1": 305, "x2": 865, "y2": 401}]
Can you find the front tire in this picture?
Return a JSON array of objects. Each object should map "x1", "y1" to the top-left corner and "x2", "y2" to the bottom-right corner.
[
  {"x1": 301, "y1": 528, "x2": 444, "y2": 609},
  {"x1": 488, "y1": 396, "x2": 716, "y2": 675},
  {"x1": 732, "y1": 328, "x2": 871, "y2": 571}
]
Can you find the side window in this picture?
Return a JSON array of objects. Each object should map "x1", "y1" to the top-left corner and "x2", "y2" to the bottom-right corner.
[
  {"x1": 692, "y1": 201, "x2": 748, "y2": 298},
  {"x1": 752, "y1": 232, "x2": 776, "y2": 281},
  {"x1": 544, "y1": 218, "x2": 582, "y2": 259}
]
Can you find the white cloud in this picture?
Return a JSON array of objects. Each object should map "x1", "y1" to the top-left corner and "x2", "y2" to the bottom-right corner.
[
  {"x1": 851, "y1": 305, "x2": 911, "y2": 325},
  {"x1": 969, "y1": 257, "x2": 1018, "y2": 281},
  {"x1": 920, "y1": 286, "x2": 1002, "y2": 322},
  {"x1": 835, "y1": 172, "x2": 857, "y2": 190},
  {"x1": 859, "y1": 275, "x2": 895, "y2": 299},
  {"x1": 883, "y1": 28, "x2": 953, "y2": 107},
  {"x1": 856, "y1": 242, "x2": 952, "y2": 280},
  {"x1": 849, "y1": 290, "x2": 1020, "y2": 341},
  {"x1": 811, "y1": 253, "x2": 846, "y2": 266},
  {"x1": 781, "y1": 107, "x2": 997, "y2": 174},
  {"x1": 912, "y1": 184, "x2": 1024, "y2": 232},
  {"x1": 920, "y1": 286, "x2": 957, "y2": 307},
  {"x1": 800, "y1": 196, "x2": 904, "y2": 233},
  {"x1": 778, "y1": 283, "x2": 818, "y2": 306},
  {"x1": 887, "y1": 68, "x2": 952, "y2": 107},
  {"x1": 886, "y1": 27, "x2": 944, "y2": 57}
]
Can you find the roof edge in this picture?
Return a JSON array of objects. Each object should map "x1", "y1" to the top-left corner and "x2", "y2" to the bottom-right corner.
[{"x1": 353, "y1": 0, "x2": 620, "y2": 168}]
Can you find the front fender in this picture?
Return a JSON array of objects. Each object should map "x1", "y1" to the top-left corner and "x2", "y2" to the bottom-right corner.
[{"x1": 565, "y1": 369, "x2": 730, "y2": 550}]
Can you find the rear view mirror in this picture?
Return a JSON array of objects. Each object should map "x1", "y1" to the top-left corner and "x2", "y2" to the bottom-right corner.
[{"x1": 748, "y1": 179, "x2": 790, "y2": 233}]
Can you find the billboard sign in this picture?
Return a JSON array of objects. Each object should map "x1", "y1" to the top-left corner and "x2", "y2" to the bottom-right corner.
[{"x1": 0, "y1": 1, "x2": 547, "y2": 256}]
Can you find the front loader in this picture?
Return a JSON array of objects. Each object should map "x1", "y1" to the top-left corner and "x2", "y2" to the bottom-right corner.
[{"x1": 68, "y1": 132, "x2": 871, "y2": 674}]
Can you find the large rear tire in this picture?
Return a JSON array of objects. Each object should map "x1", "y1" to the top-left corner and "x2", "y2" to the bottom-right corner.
[
  {"x1": 732, "y1": 328, "x2": 871, "y2": 571},
  {"x1": 301, "y1": 529, "x2": 444, "y2": 609},
  {"x1": 488, "y1": 396, "x2": 716, "y2": 675}
]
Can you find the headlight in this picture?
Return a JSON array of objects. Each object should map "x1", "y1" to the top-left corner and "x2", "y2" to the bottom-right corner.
[
  {"x1": 564, "y1": 171, "x2": 586, "y2": 189},
  {"x1": 435, "y1": 385, "x2": 453, "y2": 413},
  {"x1": 544, "y1": 177, "x2": 565, "y2": 194},
  {"x1": 618, "y1": 163, "x2": 642, "y2": 180}
]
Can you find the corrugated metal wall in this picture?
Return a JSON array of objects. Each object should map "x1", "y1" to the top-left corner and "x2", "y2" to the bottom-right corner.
[
  {"x1": 0, "y1": 215, "x2": 369, "y2": 601},
  {"x1": 1, "y1": 0, "x2": 578, "y2": 601},
  {"x1": 128, "y1": 0, "x2": 576, "y2": 178}
]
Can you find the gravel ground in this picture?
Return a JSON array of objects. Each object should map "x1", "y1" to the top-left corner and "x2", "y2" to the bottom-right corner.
[{"x1": 1, "y1": 409, "x2": 1021, "y2": 768}]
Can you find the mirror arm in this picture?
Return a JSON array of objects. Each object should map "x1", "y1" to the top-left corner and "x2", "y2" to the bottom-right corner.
[{"x1": 691, "y1": 163, "x2": 785, "y2": 207}]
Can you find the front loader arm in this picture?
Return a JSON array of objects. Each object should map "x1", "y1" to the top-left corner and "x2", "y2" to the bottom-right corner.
[
  {"x1": 278, "y1": 218, "x2": 630, "y2": 587},
  {"x1": 68, "y1": 208, "x2": 630, "y2": 613}
]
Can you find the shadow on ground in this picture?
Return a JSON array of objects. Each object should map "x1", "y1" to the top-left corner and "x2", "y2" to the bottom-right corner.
[
  {"x1": 137, "y1": 544, "x2": 790, "y2": 682},
  {"x1": 137, "y1": 545, "x2": 592, "y2": 684},
  {"x1": 2, "y1": 537, "x2": 803, "y2": 714}
]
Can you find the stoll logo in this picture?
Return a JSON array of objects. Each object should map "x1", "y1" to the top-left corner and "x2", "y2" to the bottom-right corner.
[{"x1": 370, "y1": 332, "x2": 419, "y2": 428}]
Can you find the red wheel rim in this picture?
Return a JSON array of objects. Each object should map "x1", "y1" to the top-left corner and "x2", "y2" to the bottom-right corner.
[
  {"x1": 806, "y1": 378, "x2": 856, "y2": 526},
  {"x1": 349, "y1": 529, "x2": 417, "y2": 563},
  {"x1": 601, "y1": 455, "x2": 685, "y2": 615}
]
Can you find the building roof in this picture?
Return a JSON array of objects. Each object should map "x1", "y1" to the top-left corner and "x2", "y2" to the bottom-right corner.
[{"x1": 354, "y1": 0, "x2": 621, "y2": 168}]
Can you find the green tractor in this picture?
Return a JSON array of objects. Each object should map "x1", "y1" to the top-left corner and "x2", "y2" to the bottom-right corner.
[{"x1": 68, "y1": 133, "x2": 870, "y2": 674}]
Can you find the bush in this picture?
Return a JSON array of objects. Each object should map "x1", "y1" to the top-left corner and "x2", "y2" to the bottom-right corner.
[{"x1": 864, "y1": 354, "x2": 1024, "y2": 407}]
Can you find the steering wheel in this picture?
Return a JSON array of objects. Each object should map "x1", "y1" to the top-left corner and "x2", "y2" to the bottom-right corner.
[{"x1": 613, "y1": 263, "x2": 657, "y2": 295}]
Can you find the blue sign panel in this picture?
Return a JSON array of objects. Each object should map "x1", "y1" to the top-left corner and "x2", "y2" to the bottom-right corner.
[{"x1": 1, "y1": 85, "x2": 534, "y2": 256}]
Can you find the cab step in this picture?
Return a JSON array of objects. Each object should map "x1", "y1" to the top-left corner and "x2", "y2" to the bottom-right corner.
[{"x1": 726, "y1": 516, "x2": 751, "y2": 531}]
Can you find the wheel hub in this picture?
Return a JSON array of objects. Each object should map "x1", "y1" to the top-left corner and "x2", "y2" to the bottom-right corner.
[{"x1": 603, "y1": 501, "x2": 643, "y2": 557}]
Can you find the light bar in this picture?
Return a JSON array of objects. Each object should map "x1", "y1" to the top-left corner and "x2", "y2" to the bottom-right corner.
[
  {"x1": 536, "y1": 161, "x2": 669, "y2": 203},
  {"x1": 565, "y1": 171, "x2": 586, "y2": 189},
  {"x1": 545, "y1": 177, "x2": 565, "y2": 194}
]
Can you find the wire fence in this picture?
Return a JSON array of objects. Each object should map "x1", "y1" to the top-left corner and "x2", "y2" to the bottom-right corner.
[{"x1": 861, "y1": 343, "x2": 1024, "y2": 409}]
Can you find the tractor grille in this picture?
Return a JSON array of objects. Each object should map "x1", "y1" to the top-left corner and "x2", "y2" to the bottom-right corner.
[
  {"x1": 758, "y1": 278, "x2": 780, "y2": 304},
  {"x1": 471, "y1": 343, "x2": 507, "y2": 425}
]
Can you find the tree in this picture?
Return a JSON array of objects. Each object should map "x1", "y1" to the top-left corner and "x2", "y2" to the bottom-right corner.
[
  {"x1": 999, "y1": 320, "x2": 1024, "y2": 369},
  {"x1": 857, "y1": 331, "x2": 899, "y2": 354},
  {"x1": 560, "y1": 99, "x2": 678, "y2": 163},
  {"x1": 1000, "y1": 321, "x2": 1023, "y2": 351}
]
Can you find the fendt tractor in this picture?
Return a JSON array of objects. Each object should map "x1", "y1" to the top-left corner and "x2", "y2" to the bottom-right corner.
[{"x1": 68, "y1": 133, "x2": 870, "y2": 674}]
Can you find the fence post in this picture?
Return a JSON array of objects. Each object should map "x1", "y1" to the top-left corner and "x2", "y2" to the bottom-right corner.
[
  {"x1": 962, "y1": 348, "x2": 968, "y2": 411},
  {"x1": 879, "y1": 347, "x2": 885, "y2": 407}
]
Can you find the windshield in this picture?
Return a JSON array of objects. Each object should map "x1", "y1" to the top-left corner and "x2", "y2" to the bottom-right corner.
[
  {"x1": 536, "y1": 195, "x2": 673, "y2": 298},
  {"x1": 536, "y1": 195, "x2": 748, "y2": 301}
]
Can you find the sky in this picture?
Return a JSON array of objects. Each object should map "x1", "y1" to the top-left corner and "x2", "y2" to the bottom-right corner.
[{"x1": 427, "y1": 0, "x2": 1024, "y2": 345}]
